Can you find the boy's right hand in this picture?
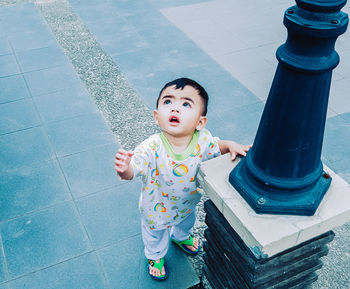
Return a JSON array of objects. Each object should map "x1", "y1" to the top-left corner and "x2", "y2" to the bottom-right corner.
[{"x1": 114, "y1": 149, "x2": 134, "y2": 177}]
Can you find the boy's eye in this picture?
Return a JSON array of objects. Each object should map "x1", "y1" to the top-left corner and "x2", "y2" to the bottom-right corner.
[
  {"x1": 164, "y1": 99, "x2": 171, "y2": 105},
  {"x1": 183, "y1": 102, "x2": 191, "y2": 108}
]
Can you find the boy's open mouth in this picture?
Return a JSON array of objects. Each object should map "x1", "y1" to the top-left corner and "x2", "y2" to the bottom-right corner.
[{"x1": 169, "y1": 116, "x2": 180, "y2": 123}]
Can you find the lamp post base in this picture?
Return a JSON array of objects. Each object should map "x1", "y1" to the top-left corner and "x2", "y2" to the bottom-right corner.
[{"x1": 229, "y1": 159, "x2": 331, "y2": 216}]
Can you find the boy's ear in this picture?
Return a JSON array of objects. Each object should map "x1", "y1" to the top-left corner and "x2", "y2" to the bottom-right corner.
[
  {"x1": 196, "y1": 116, "x2": 207, "y2": 131},
  {"x1": 153, "y1": 110, "x2": 159, "y2": 125}
]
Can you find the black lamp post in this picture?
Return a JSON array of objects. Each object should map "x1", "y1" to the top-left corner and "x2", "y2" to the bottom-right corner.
[{"x1": 229, "y1": 0, "x2": 348, "y2": 215}]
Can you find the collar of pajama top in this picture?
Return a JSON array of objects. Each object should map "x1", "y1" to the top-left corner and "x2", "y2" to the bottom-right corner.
[{"x1": 131, "y1": 128, "x2": 221, "y2": 230}]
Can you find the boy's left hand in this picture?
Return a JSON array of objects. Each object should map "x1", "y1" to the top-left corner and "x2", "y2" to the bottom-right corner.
[
  {"x1": 228, "y1": 142, "x2": 251, "y2": 160},
  {"x1": 219, "y1": 140, "x2": 251, "y2": 160}
]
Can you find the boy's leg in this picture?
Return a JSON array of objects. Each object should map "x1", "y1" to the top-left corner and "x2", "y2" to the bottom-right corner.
[
  {"x1": 141, "y1": 220, "x2": 169, "y2": 278},
  {"x1": 170, "y1": 211, "x2": 199, "y2": 252}
]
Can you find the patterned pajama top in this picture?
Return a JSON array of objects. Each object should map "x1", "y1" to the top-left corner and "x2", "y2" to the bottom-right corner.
[{"x1": 131, "y1": 128, "x2": 221, "y2": 231}]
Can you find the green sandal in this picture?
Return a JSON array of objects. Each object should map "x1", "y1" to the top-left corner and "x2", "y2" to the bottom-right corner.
[
  {"x1": 147, "y1": 258, "x2": 168, "y2": 281},
  {"x1": 171, "y1": 235, "x2": 200, "y2": 255}
]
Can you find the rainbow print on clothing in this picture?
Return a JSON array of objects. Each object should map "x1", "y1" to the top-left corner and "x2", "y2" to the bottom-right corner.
[
  {"x1": 190, "y1": 143, "x2": 201, "y2": 157},
  {"x1": 154, "y1": 202, "x2": 167, "y2": 212},
  {"x1": 151, "y1": 168, "x2": 159, "y2": 177},
  {"x1": 173, "y1": 164, "x2": 188, "y2": 177}
]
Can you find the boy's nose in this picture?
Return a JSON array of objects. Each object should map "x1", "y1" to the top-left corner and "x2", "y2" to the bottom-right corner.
[{"x1": 171, "y1": 108, "x2": 180, "y2": 113}]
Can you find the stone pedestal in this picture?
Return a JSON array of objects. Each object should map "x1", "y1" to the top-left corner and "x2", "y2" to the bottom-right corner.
[
  {"x1": 204, "y1": 200, "x2": 333, "y2": 288},
  {"x1": 197, "y1": 154, "x2": 350, "y2": 289}
]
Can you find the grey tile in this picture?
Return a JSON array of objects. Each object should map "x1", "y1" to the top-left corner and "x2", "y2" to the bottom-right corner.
[
  {"x1": 0, "y1": 75, "x2": 31, "y2": 104},
  {"x1": 59, "y1": 143, "x2": 122, "y2": 198},
  {"x1": 71, "y1": 1, "x2": 122, "y2": 23},
  {"x1": 149, "y1": 0, "x2": 209, "y2": 9},
  {"x1": 33, "y1": 84, "x2": 98, "y2": 123},
  {"x1": 0, "y1": 243, "x2": 7, "y2": 284},
  {"x1": 45, "y1": 113, "x2": 115, "y2": 157},
  {"x1": 76, "y1": 181, "x2": 140, "y2": 248},
  {"x1": 16, "y1": 45, "x2": 68, "y2": 73},
  {"x1": 0, "y1": 160, "x2": 71, "y2": 222},
  {"x1": 124, "y1": 8, "x2": 172, "y2": 31},
  {"x1": 0, "y1": 98, "x2": 41, "y2": 135},
  {"x1": 108, "y1": 0, "x2": 154, "y2": 17},
  {"x1": 0, "y1": 38, "x2": 11, "y2": 56},
  {"x1": 182, "y1": 65, "x2": 261, "y2": 112},
  {"x1": 0, "y1": 284, "x2": 8, "y2": 289},
  {"x1": 323, "y1": 113, "x2": 350, "y2": 163},
  {"x1": 0, "y1": 3, "x2": 44, "y2": 36},
  {"x1": 24, "y1": 64, "x2": 81, "y2": 96},
  {"x1": 98, "y1": 234, "x2": 199, "y2": 289},
  {"x1": 0, "y1": 54, "x2": 20, "y2": 78},
  {"x1": 207, "y1": 101, "x2": 264, "y2": 145},
  {"x1": 8, "y1": 28, "x2": 56, "y2": 53},
  {"x1": 8, "y1": 253, "x2": 107, "y2": 289},
  {"x1": 327, "y1": 157, "x2": 350, "y2": 184},
  {"x1": 0, "y1": 202, "x2": 91, "y2": 278},
  {"x1": 329, "y1": 78, "x2": 350, "y2": 115},
  {"x1": 0, "y1": 127, "x2": 54, "y2": 175},
  {"x1": 98, "y1": 29, "x2": 148, "y2": 57}
]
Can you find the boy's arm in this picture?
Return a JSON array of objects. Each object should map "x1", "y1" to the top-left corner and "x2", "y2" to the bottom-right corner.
[
  {"x1": 114, "y1": 149, "x2": 134, "y2": 180},
  {"x1": 218, "y1": 140, "x2": 251, "y2": 160}
]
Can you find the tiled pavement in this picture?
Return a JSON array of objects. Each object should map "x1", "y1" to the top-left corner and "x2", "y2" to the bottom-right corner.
[{"x1": 0, "y1": 0, "x2": 349, "y2": 288}]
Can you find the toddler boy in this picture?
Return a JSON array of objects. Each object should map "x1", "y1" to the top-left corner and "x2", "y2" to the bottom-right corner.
[{"x1": 114, "y1": 78, "x2": 250, "y2": 280}]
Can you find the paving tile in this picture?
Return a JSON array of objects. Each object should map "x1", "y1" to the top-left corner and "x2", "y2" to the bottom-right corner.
[
  {"x1": 149, "y1": 0, "x2": 211, "y2": 9},
  {"x1": 124, "y1": 8, "x2": 172, "y2": 31},
  {"x1": 70, "y1": 1, "x2": 120, "y2": 23},
  {"x1": 97, "y1": 234, "x2": 199, "y2": 289},
  {"x1": 329, "y1": 78, "x2": 350, "y2": 115},
  {"x1": 0, "y1": 75, "x2": 31, "y2": 104},
  {"x1": 15, "y1": 45, "x2": 68, "y2": 73},
  {"x1": 113, "y1": 49, "x2": 175, "y2": 84},
  {"x1": 97, "y1": 28, "x2": 148, "y2": 56},
  {"x1": 82, "y1": 16, "x2": 134, "y2": 38},
  {"x1": 138, "y1": 25, "x2": 195, "y2": 52},
  {"x1": 45, "y1": 113, "x2": 115, "y2": 157},
  {"x1": 109, "y1": 0, "x2": 154, "y2": 17},
  {"x1": 0, "y1": 283, "x2": 8, "y2": 289},
  {"x1": 8, "y1": 29, "x2": 56, "y2": 53},
  {"x1": 0, "y1": 127, "x2": 54, "y2": 175},
  {"x1": 0, "y1": 4, "x2": 35, "y2": 37},
  {"x1": 24, "y1": 64, "x2": 81, "y2": 96},
  {"x1": 237, "y1": 66, "x2": 277, "y2": 102},
  {"x1": 323, "y1": 113, "x2": 350, "y2": 163},
  {"x1": 326, "y1": 157, "x2": 350, "y2": 184},
  {"x1": 0, "y1": 3, "x2": 44, "y2": 34},
  {"x1": 0, "y1": 202, "x2": 91, "y2": 278},
  {"x1": 0, "y1": 38, "x2": 11, "y2": 56},
  {"x1": 0, "y1": 54, "x2": 20, "y2": 78},
  {"x1": 215, "y1": 48, "x2": 275, "y2": 79},
  {"x1": 0, "y1": 160, "x2": 71, "y2": 222},
  {"x1": 181, "y1": 64, "x2": 261, "y2": 113},
  {"x1": 207, "y1": 101, "x2": 264, "y2": 145},
  {"x1": 0, "y1": 98, "x2": 40, "y2": 135},
  {"x1": 33, "y1": 84, "x2": 98, "y2": 123},
  {"x1": 0, "y1": 244, "x2": 6, "y2": 284},
  {"x1": 76, "y1": 181, "x2": 140, "y2": 249},
  {"x1": 59, "y1": 143, "x2": 122, "y2": 198},
  {"x1": 7, "y1": 253, "x2": 107, "y2": 289}
]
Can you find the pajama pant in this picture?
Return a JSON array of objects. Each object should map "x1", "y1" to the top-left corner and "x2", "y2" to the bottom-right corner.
[{"x1": 141, "y1": 211, "x2": 196, "y2": 260}]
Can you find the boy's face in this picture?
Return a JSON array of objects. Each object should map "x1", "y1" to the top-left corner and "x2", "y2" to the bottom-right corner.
[{"x1": 154, "y1": 85, "x2": 207, "y2": 138}]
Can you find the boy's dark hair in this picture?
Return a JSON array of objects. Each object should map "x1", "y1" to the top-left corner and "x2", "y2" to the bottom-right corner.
[{"x1": 156, "y1": 77, "x2": 208, "y2": 116}]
